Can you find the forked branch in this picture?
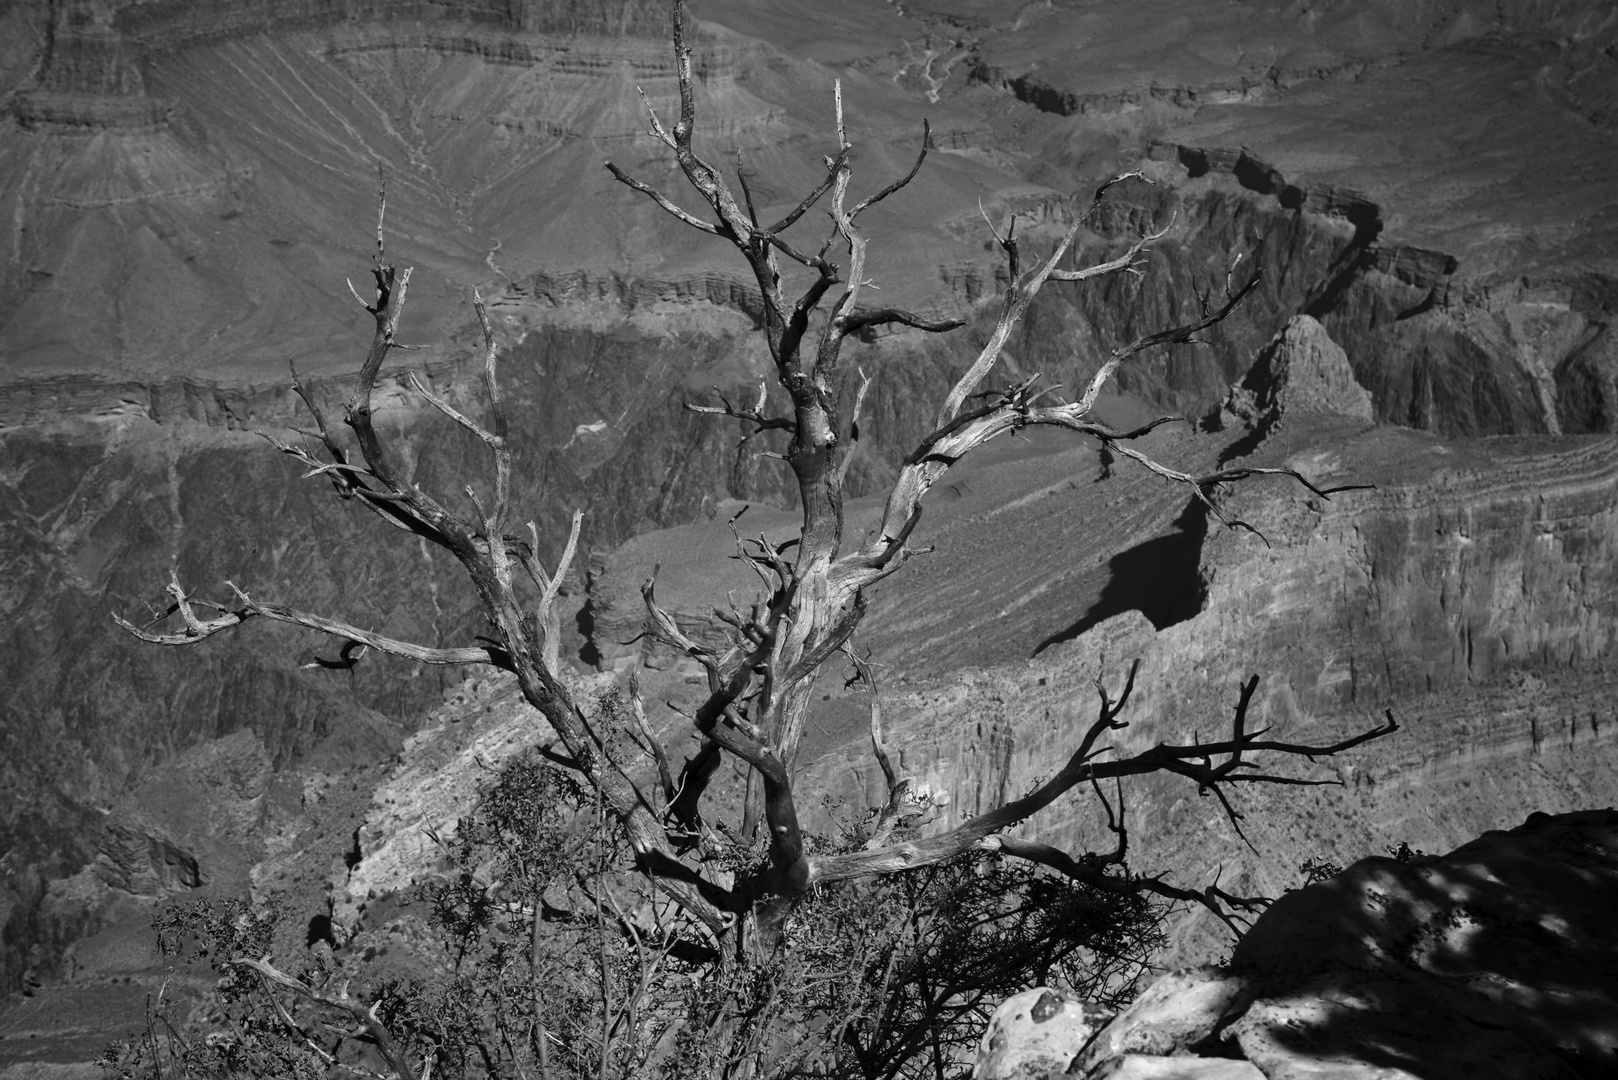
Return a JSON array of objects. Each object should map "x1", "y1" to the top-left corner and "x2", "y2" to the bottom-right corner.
[
  {"x1": 807, "y1": 664, "x2": 1397, "y2": 930},
  {"x1": 685, "y1": 380, "x2": 796, "y2": 444},
  {"x1": 114, "y1": 575, "x2": 510, "y2": 668},
  {"x1": 1072, "y1": 247, "x2": 1263, "y2": 417}
]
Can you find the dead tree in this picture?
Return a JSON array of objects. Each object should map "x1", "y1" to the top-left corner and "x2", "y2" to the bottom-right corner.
[{"x1": 118, "y1": 0, "x2": 1393, "y2": 968}]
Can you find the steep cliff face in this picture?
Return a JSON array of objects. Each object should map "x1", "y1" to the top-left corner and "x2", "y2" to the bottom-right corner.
[
  {"x1": 1118, "y1": 147, "x2": 1610, "y2": 438},
  {"x1": 796, "y1": 414, "x2": 1618, "y2": 959},
  {"x1": 1196, "y1": 430, "x2": 1618, "y2": 698}
]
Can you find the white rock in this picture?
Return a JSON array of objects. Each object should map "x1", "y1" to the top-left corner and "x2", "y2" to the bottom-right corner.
[
  {"x1": 1089, "y1": 1055, "x2": 1264, "y2": 1079},
  {"x1": 975, "y1": 987, "x2": 1113, "y2": 1080}
]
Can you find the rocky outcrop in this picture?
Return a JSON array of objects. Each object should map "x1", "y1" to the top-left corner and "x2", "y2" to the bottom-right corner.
[
  {"x1": 976, "y1": 989, "x2": 1116, "y2": 1080},
  {"x1": 1159, "y1": 145, "x2": 1379, "y2": 229},
  {"x1": 520, "y1": 268, "x2": 764, "y2": 322},
  {"x1": 1000, "y1": 809, "x2": 1618, "y2": 1079},
  {"x1": 1196, "y1": 430, "x2": 1618, "y2": 695},
  {"x1": 330, "y1": 670, "x2": 588, "y2": 935},
  {"x1": 8, "y1": 1, "x2": 162, "y2": 133},
  {"x1": 1136, "y1": 145, "x2": 1609, "y2": 438},
  {"x1": 34, "y1": 2, "x2": 147, "y2": 97},
  {"x1": 1220, "y1": 314, "x2": 1374, "y2": 437}
]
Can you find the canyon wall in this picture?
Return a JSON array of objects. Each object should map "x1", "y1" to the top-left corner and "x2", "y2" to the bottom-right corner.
[
  {"x1": 3, "y1": 165, "x2": 1608, "y2": 993},
  {"x1": 0, "y1": 321, "x2": 808, "y2": 990},
  {"x1": 4, "y1": 0, "x2": 1618, "y2": 1006},
  {"x1": 796, "y1": 417, "x2": 1618, "y2": 959},
  {"x1": 334, "y1": 321, "x2": 1618, "y2": 977}
]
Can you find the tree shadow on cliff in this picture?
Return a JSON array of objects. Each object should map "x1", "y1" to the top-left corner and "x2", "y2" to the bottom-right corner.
[
  {"x1": 1232, "y1": 819, "x2": 1618, "y2": 1079},
  {"x1": 1033, "y1": 498, "x2": 1208, "y2": 657}
]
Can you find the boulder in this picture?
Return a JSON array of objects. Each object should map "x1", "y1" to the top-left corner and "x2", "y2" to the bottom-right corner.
[
  {"x1": 976, "y1": 988, "x2": 1114, "y2": 1079},
  {"x1": 1089, "y1": 1057, "x2": 1262, "y2": 1080},
  {"x1": 1074, "y1": 968, "x2": 1246, "y2": 1068}
]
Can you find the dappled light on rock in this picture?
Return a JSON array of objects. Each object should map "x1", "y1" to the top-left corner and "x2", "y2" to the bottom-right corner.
[
  {"x1": 987, "y1": 810, "x2": 1618, "y2": 1079},
  {"x1": 975, "y1": 988, "x2": 1113, "y2": 1080}
]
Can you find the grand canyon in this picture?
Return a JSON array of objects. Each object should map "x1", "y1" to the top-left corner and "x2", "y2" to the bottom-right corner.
[{"x1": 2, "y1": 0, "x2": 1617, "y2": 1070}]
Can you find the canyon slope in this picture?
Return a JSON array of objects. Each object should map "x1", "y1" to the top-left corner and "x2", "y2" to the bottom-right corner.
[{"x1": 3, "y1": 0, "x2": 1618, "y2": 1053}]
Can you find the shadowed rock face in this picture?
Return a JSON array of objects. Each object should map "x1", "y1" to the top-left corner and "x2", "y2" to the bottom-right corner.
[
  {"x1": 1053, "y1": 809, "x2": 1618, "y2": 1080},
  {"x1": 2, "y1": 0, "x2": 1618, "y2": 1016}
]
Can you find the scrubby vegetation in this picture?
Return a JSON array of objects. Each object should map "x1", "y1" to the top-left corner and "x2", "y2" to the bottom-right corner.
[{"x1": 105, "y1": 746, "x2": 1166, "y2": 1079}]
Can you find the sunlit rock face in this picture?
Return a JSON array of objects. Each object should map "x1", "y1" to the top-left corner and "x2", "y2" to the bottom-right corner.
[
  {"x1": 1222, "y1": 314, "x2": 1375, "y2": 433},
  {"x1": 975, "y1": 988, "x2": 1115, "y2": 1080},
  {"x1": 3, "y1": 0, "x2": 1618, "y2": 1008}
]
